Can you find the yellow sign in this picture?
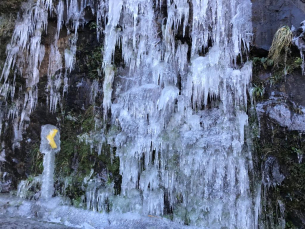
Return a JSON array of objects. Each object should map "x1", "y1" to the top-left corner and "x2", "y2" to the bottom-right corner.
[{"x1": 47, "y1": 129, "x2": 58, "y2": 149}]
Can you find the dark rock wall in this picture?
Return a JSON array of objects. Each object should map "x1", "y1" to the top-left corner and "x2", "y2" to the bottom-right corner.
[
  {"x1": 255, "y1": 83, "x2": 305, "y2": 227},
  {"x1": 252, "y1": 0, "x2": 305, "y2": 50},
  {"x1": 251, "y1": 1, "x2": 305, "y2": 227},
  {"x1": 0, "y1": 0, "x2": 23, "y2": 14}
]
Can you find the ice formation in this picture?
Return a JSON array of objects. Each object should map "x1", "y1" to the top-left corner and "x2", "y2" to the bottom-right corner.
[
  {"x1": 293, "y1": 20, "x2": 305, "y2": 74},
  {"x1": 0, "y1": 0, "x2": 261, "y2": 227},
  {"x1": 40, "y1": 125, "x2": 60, "y2": 200}
]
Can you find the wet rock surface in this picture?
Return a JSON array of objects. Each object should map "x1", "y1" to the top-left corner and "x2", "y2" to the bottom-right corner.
[
  {"x1": 256, "y1": 98, "x2": 305, "y2": 132},
  {"x1": 254, "y1": 67, "x2": 305, "y2": 227}
]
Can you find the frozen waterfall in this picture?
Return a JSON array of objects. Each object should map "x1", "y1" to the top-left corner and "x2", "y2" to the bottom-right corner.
[{"x1": 0, "y1": 0, "x2": 261, "y2": 228}]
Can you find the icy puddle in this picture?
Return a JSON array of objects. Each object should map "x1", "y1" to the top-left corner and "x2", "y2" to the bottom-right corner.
[{"x1": 0, "y1": 194, "x2": 199, "y2": 229}]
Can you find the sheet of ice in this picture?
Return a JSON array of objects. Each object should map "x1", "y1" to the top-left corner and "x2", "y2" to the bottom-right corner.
[{"x1": 0, "y1": 194, "x2": 201, "y2": 229}]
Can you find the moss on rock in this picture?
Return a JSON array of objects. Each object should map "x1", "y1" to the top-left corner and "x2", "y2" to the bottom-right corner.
[{"x1": 0, "y1": 0, "x2": 23, "y2": 14}]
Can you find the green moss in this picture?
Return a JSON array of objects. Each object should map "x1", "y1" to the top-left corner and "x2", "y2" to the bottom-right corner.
[
  {"x1": 87, "y1": 46, "x2": 103, "y2": 79},
  {"x1": 0, "y1": 14, "x2": 15, "y2": 37},
  {"x1": 54, "y1": 106, "x2": 121, "y2": 206},
  {"x1": 77, "y1": 41, "x2": 103, "y2": 79},
  {"x1": 72, "y1": 196, "x2": 84, "y2": 208},
  {"x1": 0, "y1": 14, "x2": 16, "y2": 70},
  {"x1": 0, "y1": 0, "x2": 23, "y2": 14},
  {"x1": 252, "y1": 83, "x2": 265, "y2": 100},
  {"x1": 258, "y1": 123, "x2": 305, "y2": 227},
  {"x1": 28, "y1": 143, "x2": 43, "y2": 176},
  {"x1": 81, "y1": 106, "x2": 95, "y2": 132}
]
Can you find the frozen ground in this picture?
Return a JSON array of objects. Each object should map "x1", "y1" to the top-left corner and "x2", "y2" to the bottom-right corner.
[
  {"x1": 0, "y1": 194, "x2": 199, "y2": 229},
  {"x1": 0, "y1": 215, "x2": 71, "y2": 229}
]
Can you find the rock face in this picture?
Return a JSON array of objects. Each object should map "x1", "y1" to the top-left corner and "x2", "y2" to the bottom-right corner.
[
  {"x1": 252, "y1": 0, "x2": 305, "y2": 50},
  {"x1": 0, "y1": 0, "x2": 23, "y2": 14},
  {"x1": 0, "y1": 0, "x2": 24, "y2": 194},
  {"x1": 256, "y1": 72, "x2": 305, "y2": 132},
  {"x1": 256, "y1": 93, "x2": 305, "y2": 227},
  {"x1": 0, "y1": 0, "x2": 105, "y2": 194},
  {"x1": 254, "y1": 46, "x2": 305, "y2": 228},
  {"x1": 251, "y1": 2, "x2": 305, "y2": 226}
]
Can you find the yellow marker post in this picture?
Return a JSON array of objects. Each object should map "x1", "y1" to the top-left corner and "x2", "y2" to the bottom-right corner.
[
  {"x1": 40, "y1": 125, "x2": 60, "y2": 200},
  {"x1": 46, "y1": 129, "x2": 58, "y2": 149}
]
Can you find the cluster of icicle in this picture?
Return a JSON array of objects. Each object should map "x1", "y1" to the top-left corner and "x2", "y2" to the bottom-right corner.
[
  {"x1": 1, "y1": 0, "x2": 262, "y2": 228},
  {"x1": 293, "y1": 20, "x2": 305, "y2": 75}
]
